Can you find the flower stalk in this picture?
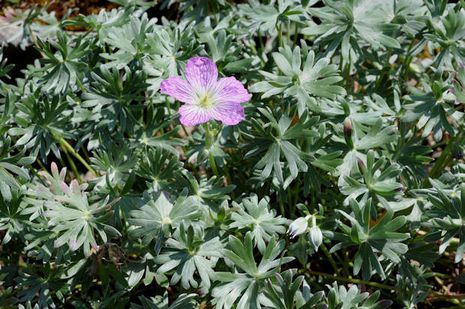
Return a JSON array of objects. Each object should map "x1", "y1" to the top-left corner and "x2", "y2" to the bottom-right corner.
[{"x1": 204, "y1": 123, "x2": 219, "y2": 176}]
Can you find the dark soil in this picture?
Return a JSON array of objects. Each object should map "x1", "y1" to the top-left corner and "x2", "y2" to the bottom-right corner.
[{"x1": 1, "y1": 0, "x2": 119, "y2": 19}]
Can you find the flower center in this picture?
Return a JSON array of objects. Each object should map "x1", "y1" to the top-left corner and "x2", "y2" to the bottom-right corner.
[
  {"x1": 198, "y1": 93, "x2": 214, "y2": 109},
  {"x1": 161, "y1": 217, "x2": 172, "y2": 225}
]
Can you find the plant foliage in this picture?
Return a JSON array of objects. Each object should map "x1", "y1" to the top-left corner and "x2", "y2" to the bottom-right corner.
[{"x1": 1, "y1": 0, "x2": 465, "y2": 307}]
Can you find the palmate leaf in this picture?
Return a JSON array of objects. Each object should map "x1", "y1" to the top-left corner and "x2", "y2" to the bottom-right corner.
[
  {"x1": 102, "y1": 14, "x2": 157, "y2": 68},
  {"x1": 326, "y1": 282, "x2": 392, "y2": 309},
  {"x1": 264, "y1": 269, "x2": 326, "y2": 309},
  {"x1": 90, "y1": 139, "x2": 137, "y2": 194},
  {"x1": 250, "y1": 46, "x2": 345, "y2": 114},
  {"x1": 333, "y1": 199, "x2": 409, "y2": 280},
  {"x1": 0, "y1": 192, "x2": 27, "y2": 244},
  {"x1": 340, "y1": 150, "x2": 404, "y2": 206},
  {"x1": 425, "y1": 8, "x2": 465, "y2": 68},
  {"x1": 136, "y1": 148, "x2": 184, "y2": 191},
  {"x1": 145, "y1": 25, "x2": 201, "y2": 83},
  {"x1": 403, "y1": 78, "x2": 463, "y2": 141},
  {"x1": 155, "y1": 224, "x2": 223, "y2": 289},
  {"x1": 338, "y1": 119, "x2": 398, "y2": 185},
  {"x1": 128, "y1": 192, "x2": 201, "y2": 247},
  {"x1": 196, "y1": 22, "x2": 256, "y2": 74},
  {"x1": 230, "y1": 194, "x2": 287, "y2": 253},
  {"x1": 239, "y1": 0, "x2": 305, "y2": 35},
  {"x1": 25, "y1": 163, "x2": 121, "y2": 257},
  {"x1": 198, "y1": 28, "x2": 238, "y2": 65},
  {"x1": 395, "y1": 261, "x2": 432, "y2": 308},
  {"x1": 0, "y1": 51, "x2": 13, "y2": 82},
  {"x1": 212, "y1": 233, "x2": 293, "y2": 308},
  {"x1": 45, "y1": 188, "x2": 120, "y2": 257},
  {"x1": 16, "y1": 266, "x2": 68, "y2": 309},
  {"x1": 391, "y1": 129, "x2": 432, "y2": 181},
  {"x1": 0, "y1": 136, "x2": 33, "y2": 201},
  {"x1": 174, "y1": 0, "x2": 228, "y2": 22},
  {"x1": 304, "y1": 0, "x2": 401, "y2": 63},
  {"x1": 36, "y1": 30, "x2": 90, "y2": 94},
  {"x1": 9, "y1": 90, "x2": 72, "y2": 161},
  {"x1": 244, "y1": 108, "x2": 318, "y2": 187},
  {"x1": 69, "y1": 6, "x2": 130, "y2": 38},
  {"x1": 423, "y1": 185, "x2": 465, "y2": 263},
  {"x1": 181, "y1": 173, "x2": 236, "y2": 206},
  {"x1": 82, "y1": 66, "x2": 148, "y2": 132},
  {"x1": 131, "y1": 293, "x2": 197, "y2": 309},
  {"x1": 130, "y1": 103, "x2": 185, "y2": 156},
  {"x1": 392, "y1": 0, "x2": 427, "y2": 36}
]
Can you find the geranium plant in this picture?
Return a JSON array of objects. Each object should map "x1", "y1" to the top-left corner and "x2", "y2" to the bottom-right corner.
[{"x1": 0, "y1": 0, "x2": 465, "y2": 307}]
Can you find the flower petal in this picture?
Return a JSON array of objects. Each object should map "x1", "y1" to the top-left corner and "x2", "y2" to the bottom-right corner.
[
  {"x1": 179, "y1": 104, "x2": 215, "y2": 126},
  {"x1": 212, "y1": 102, "x2": 245, "y2": 125},
  {"x1": 213, "y1": 77, "x2": 251, "y2": 104},
  {"x1": 185, "y1": 57, "x2": 218, "y2": 91},
  {"x1": 160, "y1": 77, "x2": 194, "y2": 103}
]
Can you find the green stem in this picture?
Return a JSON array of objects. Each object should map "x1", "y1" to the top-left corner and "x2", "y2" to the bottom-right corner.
[
  {"x1": 399, "y1": 34, "x2": 423, "y2": 83},
  {"x1": 320, "y1": 243, "x2": 340, "y2": 275},
  {"x1": 209, "y1": 153, "x2": 219, "y2": 176},
  {"x1": 293, "y1": 22, "x2": 298, "y2": 46},
  {"x1": 344, "y1": 62, "x2": 352, "y2": 93},
  {"x1": 58, "y1": 137, "x2": 97, "y2": 176},
  {"x1": 63, "y1": 145, "x2": 82, "y2": 183},
  {"x1": 76, "y1": 78, "x2": 87, "y2": 94},
  {"x1": 37, "y1": 160, "x2": 48, "y2": 173},
  {"x1": 165, "y1": 97, "x2": 172, "y2": 116},
  {"x1": 81, "y1": 146, "x2": 92, "y2": 163},
  {"x1": 204, "y1": 123, "x2": 219, "y2": 176},
  {"x1": 287, "y1": 184, "x2": 292, "y2": 207},
  {"x1": 341, "y1": 251, "x2": 351, "y2": 277},
  {"x1": 429, "y1": 131, "x2": 464, "y2": 178},
  {"x1": 181, "y1": 124, "x2": 190, "y2": 137},
  {"x1": 307, "y1": 270, "x2": 396, "y2": 291},
  {"x1": 429, "y1": 293, "x2": 465, "y2": 301},
  {"x1": 286, "y1": 20, "x2": 291, "y2": 44},
  {"x1": 223, "y1": 153, "x2": 233, "y2": 186},
  {"x1": 292, "y1": 184, "x2": 299, "y2": 213},
  {"x1": 279, "y1": 198, "x2": 285, "y2": 216},
  {"x1": 258, "y1": 30, "x2": 264, "y2": 52},
  {"x1": 277, "y1": 23, "x2": 283, "y2": 48},
  {"x1": 30, "y1": 167, "x2": 41, "y2": 181}
]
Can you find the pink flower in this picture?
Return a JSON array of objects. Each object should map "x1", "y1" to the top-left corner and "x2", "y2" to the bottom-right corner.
[{"x1": 160, "y1": 57, "x2": 251, "y2": 126}]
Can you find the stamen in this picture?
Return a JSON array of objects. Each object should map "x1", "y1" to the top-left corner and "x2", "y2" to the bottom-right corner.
[{"x1": 199, "y1": 93, "x2": 214, "y2": 108}]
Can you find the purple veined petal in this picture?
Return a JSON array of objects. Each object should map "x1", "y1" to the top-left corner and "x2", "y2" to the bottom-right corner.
[
  {"x1": 179, "y1": 104, "x2": 215, "y2": 127},
  {"x1": 160, "y1": 76, "x2": 195, "y2": 104},
  {"x1": 212, "y1": 77, "x2": 252, "y2": 104},
  {"x1": 185, "y1": 57, "x2": 218, "y2": 92},
  {"x1": 212, "y1": 101, "x2": 245, "y2": 125}
]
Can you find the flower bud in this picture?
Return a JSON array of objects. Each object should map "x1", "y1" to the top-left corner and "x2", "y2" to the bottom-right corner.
[
  {"x1": 343, "y1": 117, "x2": 354, "y2": 149},
  {"x1": 309, "y1": 225, "x2": 323, "y2": 251},
  {"x1": 343, "y1": 117, "x2": 352, "y2": 137},
  {"x1": 288, "y1": 216, "x2": 309, "y2": 238}
]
